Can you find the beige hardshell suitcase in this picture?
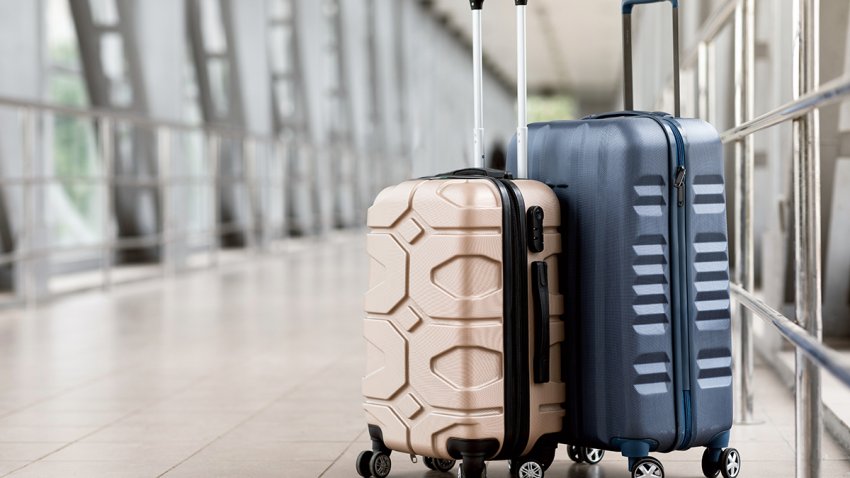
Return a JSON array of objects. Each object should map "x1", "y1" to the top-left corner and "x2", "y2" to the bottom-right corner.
[
  {"x1": 356, "y1": 1, "x2": 563, "y2": 477},
  {"x1": 359, "y1": 172, "x2": 565, "y2": 478}
]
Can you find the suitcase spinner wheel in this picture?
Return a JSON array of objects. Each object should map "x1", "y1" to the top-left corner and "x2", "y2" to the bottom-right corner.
[
  {"x1": 355, "y1": 450, "x2": 372, "y2": 477},
  {"x1": 354, "y1": 449, "x2": 392, "y2": 478},
  {"x1": 424, "y1": 457, "x2": 457, "y2": 472},
  {"x1": 630, "y1": 457, "x2": 664, "y2": 478},
  {"x1": 369, "y1": 452, "x2": 391, "y2": 478},
  {"x1": 701, "y1": 447, "x2": 741, "y2": 478},
  {"x1": 566, "y1": 445, "x2": 581, "y2": 463},
  {"x1": 509, "y1": 459, "x2": 545, "y2": 478},
  {"x1": 458, "y1": 459, "x2": 487, "y2": 478},
  {"x1": 565, "y1": 445, "x2": 604, "y2": 465},
  {"x1": 579, "y1": 447, "x2": 604, "y2": 464}
]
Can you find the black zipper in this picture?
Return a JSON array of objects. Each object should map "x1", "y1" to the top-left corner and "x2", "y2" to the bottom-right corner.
[
  {"x1": 660, "y1": 117, "x2": 694, "y2": 450},
  {"x1": 498, "y1": 179, "x2": 530, "y2": 458}
]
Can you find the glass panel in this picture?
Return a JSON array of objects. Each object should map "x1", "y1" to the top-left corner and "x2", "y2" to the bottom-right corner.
[
  {"x1": 47, "y1": 0, "x2": 82, "y2": 71},
  {"x1": 52, "y1": 114, "x2": 99, "y2": 179},
  {"x1": 268, "y1": 25, "x2": 293, "y2": 74},
  {"x1": 109, "y1": 77, "x2": 133, "y2": 107},
  {"x1": 274, "y1": 80, "x2": 294, "y2": 119},
  {"x1": 168, "y1": 131, "x2": 211, "y2": 247},
  {"x1": 46, "y1": 183, "x2": 105, "y2": 248},
  {"x1": 88, "y1": 0, "x2": 119, "y2": 26},
  {"x1": 47, "y1": 114, "x2": 103, "y2": 248},
  {"x1": 269, "y1": 0, "x2": 291, "y2": 20},
  {"x1": 100, "y1": 33, "x2": 126, "y2": 79},
  {"x1": 200, "y1": 0, "x2": 227, "y2": 54},
  {"x1": 48, "y1": 72, "x2": 88, "y2": 108},
  {"x1": 183, "y1": 41, "x2": 202, "y2": 124},
  {"x1": 208, "y1": 58, "x2": 230, "y2": 117}
]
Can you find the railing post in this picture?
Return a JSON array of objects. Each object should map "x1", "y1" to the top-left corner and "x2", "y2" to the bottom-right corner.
[
  {"x1": 20, "y1": 108, "x2": 36, "y2": 306},
  {"x1": 242, "y1": 137, "x2": 260, "y2": 252},
  {"x1": 208, "y1": 133, "x2": 221, "y2": 267},
  {"x1": 98, "y1": 117, "x2": 114, "y2": 290},
  {"x1": 733, "y1": 0, "x2": 757, "y2": 425},
  {"x1": 157, "y1": 127, "x2": 174, "y2": 276},
  {"x1": 792, "y1": 0, "x2": 822, "y2": 476},
  {"x1": 274, "y1": 138, "x2": 292, "y2": 240}
]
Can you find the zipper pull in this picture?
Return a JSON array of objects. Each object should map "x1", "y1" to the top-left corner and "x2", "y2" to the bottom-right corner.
[{"x1": 674, "y1": 166, "x2": 686, "y2": 207}]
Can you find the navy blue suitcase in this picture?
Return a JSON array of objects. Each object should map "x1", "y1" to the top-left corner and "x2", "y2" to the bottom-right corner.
[{"x1": 508, "y1": 2, "x2": 739, "y2": 478}]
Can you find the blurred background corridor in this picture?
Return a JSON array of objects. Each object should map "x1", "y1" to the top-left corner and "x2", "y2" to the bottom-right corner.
[{"x1": 0, "y1": 0, "x2": 847, "y2": 476}]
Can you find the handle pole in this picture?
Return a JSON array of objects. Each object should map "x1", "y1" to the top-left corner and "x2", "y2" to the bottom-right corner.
[
  {"x1": 472, "y1": 8, "x2": 485, "y2": 167},
  {"x1": 672, "y1": 8, "x2": 681, "y2": 116},
  {"x1": 623, "y1": 14, "x2": 634, "y2": 111},
  {"x1": 621, "y1": 2, "x2": 681, "y2": 116},
  {"x1": 516, "y1": 1, "x2": 528, "y2": 178}
]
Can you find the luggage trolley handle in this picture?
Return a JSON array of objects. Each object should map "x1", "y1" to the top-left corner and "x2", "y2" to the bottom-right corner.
[
  {"x1": 470, "y1": 0, "x2": 530, "y2": 177},
  {"x1": 515, "y1": 0, "x2": 529, "y2": 179},
  {"x1": 622, "y1": 0, "x2": 681, "y2": 117},
  {"x1": 470, "y1": 0, "x2": 485, "y2": 168}
]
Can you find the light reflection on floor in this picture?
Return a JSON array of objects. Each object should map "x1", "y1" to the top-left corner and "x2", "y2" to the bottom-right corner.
[{"x1": 0, "y1": 234, "x2": 843, "y2": 477}]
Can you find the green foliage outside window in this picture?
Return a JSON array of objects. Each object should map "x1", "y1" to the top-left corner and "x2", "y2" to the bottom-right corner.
[
  {"x1": 528, "y1": 95, "x2": 576, "y2": 123},
  {"x1": 49, "y1": 43, "x2": 97, "y2": 223}
]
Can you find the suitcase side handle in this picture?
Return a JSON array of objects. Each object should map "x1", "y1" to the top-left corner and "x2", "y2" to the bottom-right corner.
[
  {"x1": 531, "y1": 261, "x2": 550, "y2": 384},
  {"x1": 622, "y1": 0, "x2": 681, "y2": 116}
]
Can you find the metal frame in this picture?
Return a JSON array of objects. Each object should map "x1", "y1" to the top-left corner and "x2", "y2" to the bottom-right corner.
[
  {"x1": 323, "y1": 0, "x2": 358, "y2": 228},
  {"x1": 0, "y1": 94, "x2": 295, "y2": 304},
  {"x1": 266, "y1": 0, "x2": 318, "y2": 238},
  {"x1": 732, "y1": 0, "x2": 756, "y2": 426},
  {"x1": 676, "y1": 0, "x2": 848, "y2": 476},
  {"x1": 515, "y1": 3, "x2": 528, "y2": 178},
  {"x1": 472, "y1": 6, "x2": 484, "y2": 168}
]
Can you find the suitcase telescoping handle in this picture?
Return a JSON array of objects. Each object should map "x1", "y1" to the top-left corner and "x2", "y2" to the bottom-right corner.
[
  {"x1": 622, "y1": 0, "x2": 681, "y2": 117},
  {"x1": 515, "y1": 0, "x2": 529, "y2": 178},
  {"x1": 470, "y1": 0, "x2": 485, "y2": 168}
]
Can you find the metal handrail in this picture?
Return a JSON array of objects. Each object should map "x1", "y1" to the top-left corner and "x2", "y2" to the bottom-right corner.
[
  {"x1": 0, "y1": 94, "x2": 275, "y2": 141},
  {"x1": 721, "y1": 74, "x2": 850, "y2": 143},
  {"x1": 731, "y1": 284, "x2": 850, "y2": 388},
  {"x1": 668, "y1": 0, "x2": 841, "y2": 476},
  {"x1": 0, "y1": 98, "x2": 324, "y2": 304}
]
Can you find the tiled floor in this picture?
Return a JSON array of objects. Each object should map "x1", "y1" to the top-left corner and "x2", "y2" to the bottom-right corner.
[{"x1": 0, "y1": 233, "x2": 844, "y2": 477}]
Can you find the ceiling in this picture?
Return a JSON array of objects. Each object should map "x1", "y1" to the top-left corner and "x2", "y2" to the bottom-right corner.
[{"x1": 426, "y1": 0, "x2": 624, "y2": 100}]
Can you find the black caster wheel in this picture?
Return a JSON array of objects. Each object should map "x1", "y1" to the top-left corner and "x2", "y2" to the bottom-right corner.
[
  {"x1": 430, "y1": 458, "x2": 456, "y2": 472},
  {"x1": 510, "y1": 459, "x2": 545, "y2": 478},
  {"x1": 424, "y1": 457, "x2": 436, "y2": 470},
  {"x1": 566, "y1": 445, "x2": 582, "y2": 463},
  {"x1": 701, "y1": 448, "x2": 722, "y2": 478},
  {"x1": 631, "y1": 457, "x2": 664, "y2": 478},
  {"x1": 355, "y1": 450, "x2": 373, "y2": 477},
  {"x1": 719, "y1": 448, "x2": 741, "y2": 478},
  {"x1": 580, "y1": 447, "x2": 605, "y2": 465},
  {"x1": 537, "y1": 447, "x2": 556, "y2": 471},
  {"x1": 458, "y1": 462, "x2": 487, "y2": 478},
  {"x1": 369, "y1": 451, "x2": 392, "y2": 478}
]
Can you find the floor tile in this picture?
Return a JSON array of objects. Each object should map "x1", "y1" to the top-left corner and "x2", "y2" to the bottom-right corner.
[
  {"x1": 6, "y1": 460, "x2": 176, "y2": 478},
  {"x1": 0, "y1": 235, "x2": 842, "y2": 477},
  {"x1": 0, "y1": 443, "x2": 66, "y2": 461}
]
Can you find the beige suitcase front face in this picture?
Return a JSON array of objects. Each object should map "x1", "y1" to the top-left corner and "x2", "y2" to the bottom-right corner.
[{"x1": 363, "y1": 178, "x2": 564, "y2": 460}]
